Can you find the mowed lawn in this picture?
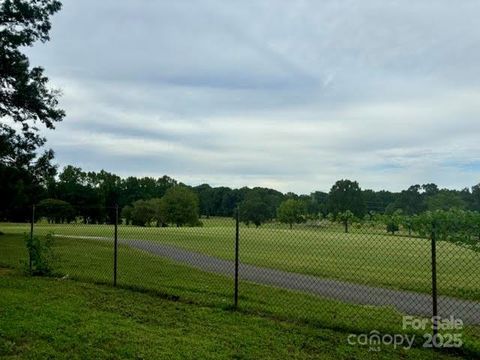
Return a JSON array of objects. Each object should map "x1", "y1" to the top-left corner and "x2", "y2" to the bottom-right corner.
[
  {"x1": 1, "y1": 219, "x2": 479, "y2": 301},
  {"x1": 1, "y1": 232, "x2": 480, "y2": 357},
  {"x1": 0, "y1": 270, "x2": 469, "y2": 360}
]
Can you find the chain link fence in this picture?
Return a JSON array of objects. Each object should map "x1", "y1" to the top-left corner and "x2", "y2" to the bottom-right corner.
[{"x1": 0, "y1": 205, "x2": 479, "y2": 356}]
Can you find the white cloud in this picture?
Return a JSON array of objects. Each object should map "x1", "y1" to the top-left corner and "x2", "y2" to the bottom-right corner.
[{"x1": 29, "y1": 0, "x2": 480, "y2": 193}]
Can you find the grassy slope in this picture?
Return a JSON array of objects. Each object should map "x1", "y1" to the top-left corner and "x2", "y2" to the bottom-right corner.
[
  {"x1": 1, "y1": 220, "x2": 479, "y2": 300},
  {"x1": 0, "y1": 270, "x2": 467, "y2": 359},
  {"x1": 0, "y1": 232, "x2": 479, "y2": 357}
]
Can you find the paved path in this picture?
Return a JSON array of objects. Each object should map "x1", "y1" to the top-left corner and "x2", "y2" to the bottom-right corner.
[{"x1": 56, "y1": 234, "x2": 480, "y2": 324}]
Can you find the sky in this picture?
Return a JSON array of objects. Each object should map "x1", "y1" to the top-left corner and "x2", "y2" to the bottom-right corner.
[{"x1": 28, "y1": 0, "x2": 480, "y2": 194}]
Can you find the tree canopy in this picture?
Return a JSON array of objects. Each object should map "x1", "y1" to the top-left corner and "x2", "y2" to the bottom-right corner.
[
  {"x1": 161, "y1": 186, "x2": 200, "y2": 227},
  {"x1": 0, "y1": 0, "x2": 64, "y2": 220},
  {"x1": 36, "y1": 198, "x2": 74, "y2": 224},
  {"x1": 240, "y1": 194, "x2": 270, "y2": 227},
  {"x1": 327, "y1": 180, "x2": 365, "y2": 218},
  {"x1": 277, "y1": 199, "x2": 306, "y2": 229}
]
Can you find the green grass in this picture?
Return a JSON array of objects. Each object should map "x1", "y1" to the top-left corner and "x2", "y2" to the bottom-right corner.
[
  {"x1": 0, "y1": 231, "x2": 479, "y2": 357},
  {"x1": 0, "y1": 270, "x2": 470, "y2": 359},
  {"x1": 1, "y1": 219, "x2": 479, "y2": 300}
]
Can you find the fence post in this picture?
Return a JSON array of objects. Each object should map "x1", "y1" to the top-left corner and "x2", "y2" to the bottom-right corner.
[
  {"x1": 29, "y1": 204, "x2": 35, "y2": 274},
  {"x1": 234, "y1": 206, "x2": 240, "y2": 308},
  {"x1": 431, "y1": 220, "x2": 438, "y2": 346},
  {"x1": 113, "y1": 204, "x2": 118, "y2": 287}
]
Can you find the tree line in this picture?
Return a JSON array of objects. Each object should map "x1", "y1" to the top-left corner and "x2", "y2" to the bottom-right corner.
[{"x1": 3, "y1": 163, "x2": 480, "y2": 227}]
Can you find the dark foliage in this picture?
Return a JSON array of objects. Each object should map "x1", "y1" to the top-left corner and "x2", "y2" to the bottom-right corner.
[
  {"x1": 24, "y1": 233, "x2": 57, "y2": 276},
  {"x1": 0, "y1": 0, "x2": 64, "y2": 220}
]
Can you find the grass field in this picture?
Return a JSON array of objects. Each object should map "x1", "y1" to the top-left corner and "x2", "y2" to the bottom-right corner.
[
  {"x1": 1, "y1": 219, "x2": 479, "y2": 301},
  {"x1": 0, "y1": 270, "x2": 469, "y2": 360},
  {"x1": 1, "y1": 229, "x2": 480, "y2": 357}
]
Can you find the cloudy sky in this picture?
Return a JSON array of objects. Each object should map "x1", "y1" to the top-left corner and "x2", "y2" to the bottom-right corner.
[{"x1": 29, "y1": 0, "x2": 480, "y2": 194}]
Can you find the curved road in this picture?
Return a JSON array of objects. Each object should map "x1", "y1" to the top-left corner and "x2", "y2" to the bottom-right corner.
[{"x1": 56, "y1": 234, "x2": 480, "y2": 324}]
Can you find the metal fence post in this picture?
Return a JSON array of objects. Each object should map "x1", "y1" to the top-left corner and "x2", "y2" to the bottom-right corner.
[
  {"x1": 113, "y1": 204, "x2": 118, "y2": 287},
  {"x1": 431, "y1": 220, "x2": 438, "y2": 345},
  {"x1": 29, "y1": 204, "x2": 35, "y2": 274},
  {"x1": 234, "y1": 206, "x2": 240, "y2": 308}
]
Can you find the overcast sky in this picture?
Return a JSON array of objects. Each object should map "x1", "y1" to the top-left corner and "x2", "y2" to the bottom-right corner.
[{"x1": 29, "y1": 0, "x2": 480, "y2": 194}]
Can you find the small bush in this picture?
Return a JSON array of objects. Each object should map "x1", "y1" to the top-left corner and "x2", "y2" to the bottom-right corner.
[
  {"x1": 191, "y1": 219, "x2": 203, "y2": 227},
  {"x1": 386, "y1": 222, "x2": 400, "y2": 235},
  {"x1": 24, "y1": 233, "x2": 57, "y2": 276}
]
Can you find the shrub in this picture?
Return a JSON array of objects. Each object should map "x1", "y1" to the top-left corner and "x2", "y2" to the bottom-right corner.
[
  {"x1": 190, "y1": 219, "x2": 203, "y2": 227},
  {"x1": 24, "y1": 233, "x2": 57, "y2": 276},
  {"x1": 386, "y1": 222, "x2": 400, "y2": 234}
]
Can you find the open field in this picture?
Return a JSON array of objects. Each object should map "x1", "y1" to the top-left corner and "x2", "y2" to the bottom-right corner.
[
  {"x1": 0, "y1": 270, "x2": 470, "y2": 360},
  {"x1": 1, "y1": 219, "x2": 479, "y2": 301},
  {"x1": 1, "y1": 230, "x2": 480, "y2": 357}
]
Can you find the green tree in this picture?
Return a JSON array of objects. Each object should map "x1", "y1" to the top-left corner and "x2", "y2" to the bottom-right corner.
[
  {"x1": 89, "y1": 170, "x2": 122, "y2": 223},
  {"x1": 384, "y1": 202, "x2": 399, "y2": 215},
  {"x1": 36, "y1": 198, "x2": 75, "y2": 224},
  {"x1": 306, "y1": 191, "x2": 328, "y2": 218},
  {"x1": 426, "y1": 191, "x2": 466, "y2": 211},
  {"x1": 245, "y1": 187, "x2": 284, "y2": 220},
  {"x1": 400, "y1": 215, "x2": 414, "y2": 236},
  {"x1": 327, "y1": 179, "x2": 366, "y2": 218},
  {"x1": 161, "y1": 186, "x2": 200, "y2": 227},
  {"x1": 382, "y1": 209, "x2": 403, "y2": 235},
  {"x1": 422, "y1": 183, "x2": 439, "y2": 197},
  {"x1": 394, "y1": 185, "x2": 426, "y2": 215},
  {"x1": 240, "y1": 197, "x2": 269, "y2": 228},
  {"x1": 194, "y1": 184, "x2": 214, "y2": 217},
  {"x1": 0, "y1": 0, "x2": 64, "y2": 221},
  {"x1": 131, "y1": 200, "x2": 155, "y2": 227},
  {"x1": 147, "y1": 198, "x2": 166, "y2": 227},
  {"x1": 336, "y1": 210, "x2": 355, "y2": 233},
  {"x1": 55, "y1": 166, "x2": 103, "y2": 223},
  {"x1": 121, "y1": 205, "x2": 133, "y2": 225},
  {"x1": 412, "y1": 209, "x2": 480, "y2": 251},
  {"x1": 277, "y1": 199, "x2": 306, "y2": 229},
  {"x1": 471, "y1": 183, "x2": 480, "y2": 212}
]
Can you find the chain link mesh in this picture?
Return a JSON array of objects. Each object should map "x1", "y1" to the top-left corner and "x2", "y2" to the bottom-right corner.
[{"x1": 0, "y1": 205, "x2": 479, "y2": 355}]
